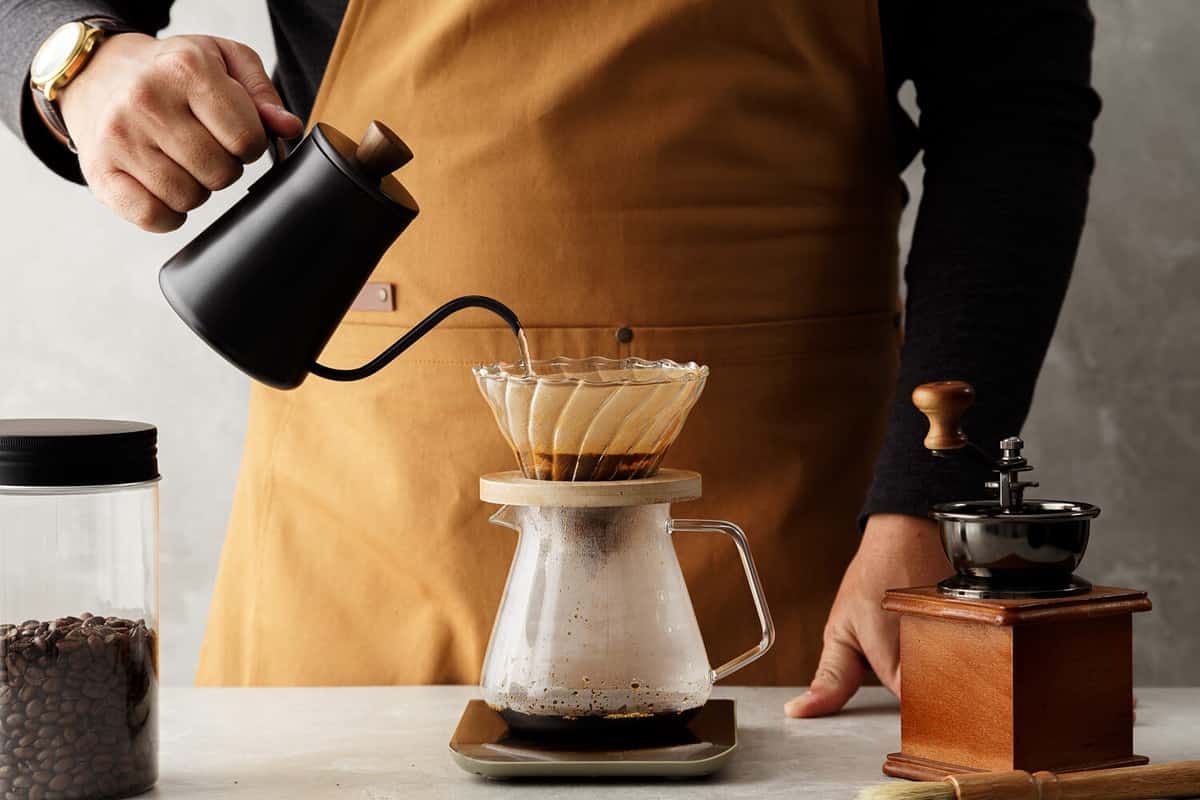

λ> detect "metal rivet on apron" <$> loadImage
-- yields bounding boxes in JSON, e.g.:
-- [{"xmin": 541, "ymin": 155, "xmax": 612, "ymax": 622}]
[
  {"xmin": 350, "ymin": 282, "xmax": 394, "ymax": 311},
  {"xmin": 616, "ymin": 327, "xmax": 634, "ymax": 344}
]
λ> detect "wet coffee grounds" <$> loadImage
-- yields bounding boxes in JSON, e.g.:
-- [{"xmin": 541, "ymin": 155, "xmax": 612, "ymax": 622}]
[
  {"xmin": 1, "ymin": 615, "xmax": 157, "ymax": 800},
  {"xmin": 531, "ymin": 452, "xmax": 664, "ymax": 481}
]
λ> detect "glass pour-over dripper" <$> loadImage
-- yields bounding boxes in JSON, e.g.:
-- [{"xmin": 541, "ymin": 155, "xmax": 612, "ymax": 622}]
[{"xmin": 473, "ymin": 357, "xmax": 708, "ymax": 480}]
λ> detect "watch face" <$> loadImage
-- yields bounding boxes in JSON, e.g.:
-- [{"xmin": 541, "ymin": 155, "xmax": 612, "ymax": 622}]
[{"xmin": 31, "ymin": 21, "xmax": 87, "ymax": 86}]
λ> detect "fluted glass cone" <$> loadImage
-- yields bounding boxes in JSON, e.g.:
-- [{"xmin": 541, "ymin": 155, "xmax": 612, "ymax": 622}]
[{"xmin": 473, "ymin": 357, "xmax": 708, "ymax": 480}]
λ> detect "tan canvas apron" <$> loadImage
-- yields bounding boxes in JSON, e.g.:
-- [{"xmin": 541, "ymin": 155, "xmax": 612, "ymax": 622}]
[{"xmin": 196, "ymin": 0, "xmax": 902, "ymax": 686}]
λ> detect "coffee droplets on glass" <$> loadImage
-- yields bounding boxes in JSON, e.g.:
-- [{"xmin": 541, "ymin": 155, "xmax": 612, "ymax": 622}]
[{"xmin": 473, "ymin": 357, "xmax": 709, "ymax": 481}]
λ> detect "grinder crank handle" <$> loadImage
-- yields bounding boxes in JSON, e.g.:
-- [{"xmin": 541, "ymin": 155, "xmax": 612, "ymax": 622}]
[
  {"xmin": 911, "ymin": 380, "xmax": 1001, "ymax": 470},
  {"xmin": 912, "ymin": 381, "xmax": 1041, "ymax": 509},
  {"xmin": 944, "ymin": 759, "xmax": 1200, "ymax": 800},
  {"xmin": 667, "ymin": 519, "xmax": 775, "ymax": 682},
  {"xmin": 912, "ymin": 380, "xmax": 976, "ymax": 451}
]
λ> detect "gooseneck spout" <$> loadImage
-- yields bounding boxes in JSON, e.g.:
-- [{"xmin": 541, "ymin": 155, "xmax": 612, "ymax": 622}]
[{"xmin": 310, "ymin": 295, "xmax": 523, "ymax": 382}]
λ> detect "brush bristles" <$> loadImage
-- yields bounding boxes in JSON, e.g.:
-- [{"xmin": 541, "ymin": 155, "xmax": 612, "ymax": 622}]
[{"xmin": 856, "ymin": 781, "xmax": 955, "ymax": 800}]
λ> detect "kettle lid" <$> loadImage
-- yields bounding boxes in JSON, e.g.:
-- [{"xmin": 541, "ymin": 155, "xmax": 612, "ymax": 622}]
[{"xmin": 311, "ymin": 121, "xmax": 418, "ymax": 213}]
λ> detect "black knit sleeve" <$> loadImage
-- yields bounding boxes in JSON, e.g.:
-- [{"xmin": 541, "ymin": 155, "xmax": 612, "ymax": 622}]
[
  {"xmin": 863, "ymin": 0, "xmax": 1101, "ymax": 524},
  {"xmin": 0, "ymin": 0, "xmax": 172, "ymax": 184}
]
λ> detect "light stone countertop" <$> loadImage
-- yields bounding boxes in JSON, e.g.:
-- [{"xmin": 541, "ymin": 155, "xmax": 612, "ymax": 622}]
[{"xmin": 152, "ymin": 686, "xmax": 1200, "ymax": 799}]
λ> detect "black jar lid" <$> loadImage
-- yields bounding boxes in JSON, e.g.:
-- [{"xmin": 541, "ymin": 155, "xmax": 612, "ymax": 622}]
[{"xmin": 0, "ymin": 420, "xmax": 159, "ymax": 487}]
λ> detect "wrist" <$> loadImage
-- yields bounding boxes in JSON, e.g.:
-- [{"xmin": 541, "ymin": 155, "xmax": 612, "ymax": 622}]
[
  {"xmin": 57, "ymin": 32, "xmax": 145, "ymax": 127},
  {"xmin": 862, "ymin": 513, "xmax": 937, "ymax": 539},
  {"xmin": 30, "ymin": 19, "xmax": 141, "ymax": 151}
]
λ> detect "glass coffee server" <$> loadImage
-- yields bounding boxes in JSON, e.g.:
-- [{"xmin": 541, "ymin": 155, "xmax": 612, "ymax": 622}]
[{"xmin": 0, "ymin": 420, "xmax": 159, "ymax": 799}]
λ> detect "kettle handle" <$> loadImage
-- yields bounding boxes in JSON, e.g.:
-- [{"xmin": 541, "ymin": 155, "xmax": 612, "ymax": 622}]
[
  {"xmin": 667, "ymin": 519, "xmax": 775, "ymax": 683},
  {"xmin": 269, "ymin": 134, "xmax": 291, "ymax": 163}
]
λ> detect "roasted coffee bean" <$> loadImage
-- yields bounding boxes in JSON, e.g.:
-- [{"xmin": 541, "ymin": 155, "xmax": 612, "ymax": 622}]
[{"xmin": 1, "ymin": 616, "xmax": 156, "ymax": 799}]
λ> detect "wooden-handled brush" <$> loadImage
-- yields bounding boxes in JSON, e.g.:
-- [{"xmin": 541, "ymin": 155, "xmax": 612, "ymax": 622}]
[{"xmin": 857, "ymin": 760, "xmax": 1200, "ymax": 800}]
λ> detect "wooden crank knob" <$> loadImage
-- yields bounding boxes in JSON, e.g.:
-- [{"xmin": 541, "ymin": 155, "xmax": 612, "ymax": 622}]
[
  {"xmin": 354, "ymin": 120, "xmax": 413, "ymax": 179},
  {"xmin": 912, "ymin": 380, "xmax": 975, "ymax": 451}
]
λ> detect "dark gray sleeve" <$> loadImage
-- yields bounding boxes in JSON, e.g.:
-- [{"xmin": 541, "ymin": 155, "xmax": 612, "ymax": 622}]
[
  {"xmin": 863, "ymin": 1, "xmax": 1100, "ymax": 524},
  {"xmin": 0, "ymin": 0, "xmax": 172, "ymax": 183}
]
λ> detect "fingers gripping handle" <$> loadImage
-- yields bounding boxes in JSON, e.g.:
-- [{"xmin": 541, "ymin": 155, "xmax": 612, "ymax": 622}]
[{"xmin": 668, "ymin": 519, "xmax": 775, "ymax": 683}]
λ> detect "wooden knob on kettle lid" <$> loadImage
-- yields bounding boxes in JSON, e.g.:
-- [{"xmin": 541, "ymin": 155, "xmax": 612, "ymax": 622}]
[
  {"xmin": 912, "ymin": 381, "xmax": 975, "ymax": 451},
  {"xmin": 354, "ymin": 120, "xmax": 413, "ymax": 179}
]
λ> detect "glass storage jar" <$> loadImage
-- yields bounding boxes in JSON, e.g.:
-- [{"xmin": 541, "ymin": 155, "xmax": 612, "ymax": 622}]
[{"xmin": 0, "ymin": 420, "xmax": 159, "ymax": 800}]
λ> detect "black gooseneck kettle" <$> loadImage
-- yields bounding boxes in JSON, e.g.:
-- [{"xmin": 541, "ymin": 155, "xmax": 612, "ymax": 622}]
[{"xmin": 159, "ymin": 120, "xmax": 521, "ymax": 390}]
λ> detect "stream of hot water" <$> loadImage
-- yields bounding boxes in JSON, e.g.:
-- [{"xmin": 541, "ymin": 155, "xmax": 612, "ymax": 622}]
[{"xmin": 516, "ymin": 328, "xmax": 535, "ymax": 377}]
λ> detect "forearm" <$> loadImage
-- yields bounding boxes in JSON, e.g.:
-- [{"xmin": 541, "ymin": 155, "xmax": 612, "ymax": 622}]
[
  {"xmin": 0, "ymin": 0, "xmax": 171, "ymax": 182},
  {"xmin": 864, "ymin": 165, "xmax": 1090, "ymax": 519},
  {"xmin": 864, "ymin": 0, "xmax": 1100, "ymax": 523}
]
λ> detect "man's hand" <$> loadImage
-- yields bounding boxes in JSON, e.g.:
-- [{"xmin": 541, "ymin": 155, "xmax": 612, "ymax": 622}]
[
  {"xmin": 57, "ymin": 33, "xmax": 304, "ymax": 232},
  {"xmin": 784, "ymin": 513, "xmax": 952, "ymax": 718}
]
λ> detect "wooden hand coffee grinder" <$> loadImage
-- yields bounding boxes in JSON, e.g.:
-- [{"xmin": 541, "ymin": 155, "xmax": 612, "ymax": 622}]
[{"xmin": 883, "ymin": 381, "xmax": 1151, "ymax": 780}]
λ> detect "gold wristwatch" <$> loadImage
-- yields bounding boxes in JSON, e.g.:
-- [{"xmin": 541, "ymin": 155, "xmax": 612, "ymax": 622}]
[{"xmin": 29, "ymin": 18, "xmax": 136, "ymax": 153}]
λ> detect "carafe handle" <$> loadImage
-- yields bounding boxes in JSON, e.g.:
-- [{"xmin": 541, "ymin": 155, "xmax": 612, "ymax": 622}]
[{"xmin": 667, "ymin": 519, "xmax": 775, "ymax": 682}]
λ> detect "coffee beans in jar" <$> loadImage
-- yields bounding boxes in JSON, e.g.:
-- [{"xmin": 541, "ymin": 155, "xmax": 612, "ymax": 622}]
[{"xmin": 0, "ymin": 614, "xmax": 157, "ymax": 800}]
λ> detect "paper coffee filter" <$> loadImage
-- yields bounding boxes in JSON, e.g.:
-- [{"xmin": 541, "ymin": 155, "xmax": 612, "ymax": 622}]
[{"xmin": 473, "ymin": 357, "xmax": 708, "ymax": 481}]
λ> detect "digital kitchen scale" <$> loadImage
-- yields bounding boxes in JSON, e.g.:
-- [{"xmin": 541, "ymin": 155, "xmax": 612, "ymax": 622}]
[{"xmin": 449, "ymin": 699, "xmax": 738, "ymax": 779}]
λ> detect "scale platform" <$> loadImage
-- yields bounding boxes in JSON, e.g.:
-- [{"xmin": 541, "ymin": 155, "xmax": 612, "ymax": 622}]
[{"xmin": 449, "ymin": 699, "xmax": 737, "ymax": 779}]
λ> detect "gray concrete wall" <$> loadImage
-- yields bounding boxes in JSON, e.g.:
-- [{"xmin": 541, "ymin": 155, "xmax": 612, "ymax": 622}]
[
  {"xmin": 1, "ymin": 2, "xmax": 1197, "ymax": 686},
  {"xmin": 0, "ymin": 3, "xmax": 269, "ymax": 687},
  {"xmin": 1024, "ymin": 1, "xmax": 1200, "ymax": 686}
]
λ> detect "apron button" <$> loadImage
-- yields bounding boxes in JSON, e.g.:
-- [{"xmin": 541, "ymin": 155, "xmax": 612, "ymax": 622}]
[{"xmin": 615, "ymin": 326, "xmax": 634, "ymax": 344}]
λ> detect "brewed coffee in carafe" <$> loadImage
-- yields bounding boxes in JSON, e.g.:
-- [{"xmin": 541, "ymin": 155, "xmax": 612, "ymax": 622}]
[
  {"xmin": 484, "ymin": 503, "xmax": 713, "ymax": 742},
  {"xmin": 476, "ymin": 476, "xmax": 774, "ymax": 745}
]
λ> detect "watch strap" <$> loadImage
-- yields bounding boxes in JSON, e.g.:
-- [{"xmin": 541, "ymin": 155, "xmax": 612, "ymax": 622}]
[
  {"xmin": 33, "ymin": 86, "xmax": 74, "ymax": 152},
  {"xmin": 31, "ymin": 17, "xmax": 140, "ymax": 154}
]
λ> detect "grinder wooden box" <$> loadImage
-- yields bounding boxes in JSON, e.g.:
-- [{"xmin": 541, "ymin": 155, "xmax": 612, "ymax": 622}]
[{"xmin": 882, "ymin": 585, "xmax": 1151, "ymax": 781}]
